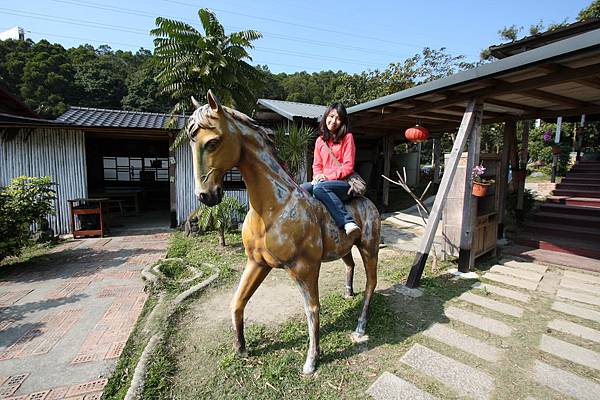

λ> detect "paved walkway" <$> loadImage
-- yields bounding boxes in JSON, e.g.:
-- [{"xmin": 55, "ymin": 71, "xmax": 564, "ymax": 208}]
[
  {"xmin": 367, "ymin": 258, "xmax": 600, "ymax": 400},
  {"xmin": 0, "ymin": 233, "xmax": 168, "ymax": 399}
]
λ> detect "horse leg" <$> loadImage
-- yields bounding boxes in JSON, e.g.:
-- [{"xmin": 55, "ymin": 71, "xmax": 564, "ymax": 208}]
[
  {"xmin": 231, "ymin": 259, "xmax": 271, "ymax": 355},
  {"xmin": 354, "ymin": 247, "xmax": 378, "ymax": 337},
  {"xmin": 341, "ymin": 252, "xmax": 355, "ymax": 298},
  {"xmin": 288, "ymin": 262, "xmax": 321, "ymax": 375}
]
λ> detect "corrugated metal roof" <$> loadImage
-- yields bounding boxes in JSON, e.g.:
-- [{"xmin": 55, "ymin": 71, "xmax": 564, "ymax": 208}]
[
  {"xmin": 56, "ymin": 107, "xmax": 186, "ymax": 130},
  {"xmin": 257, "ymin": 99, "xmax": 327, "ymax": 120},
  {"xmin": 348, "ymin": 26, "xmax": 600, "ymax": 115}
]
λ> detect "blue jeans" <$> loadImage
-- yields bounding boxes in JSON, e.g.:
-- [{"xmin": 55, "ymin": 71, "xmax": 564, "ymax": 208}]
[{"xmin": 301, "ymin": 180, "xmax": 355, "ymax": 228}]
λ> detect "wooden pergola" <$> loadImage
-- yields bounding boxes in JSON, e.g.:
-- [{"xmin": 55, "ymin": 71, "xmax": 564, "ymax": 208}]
[{"xmin": 348, "ymin": 26, "xmax": 600, "ymax": 288}]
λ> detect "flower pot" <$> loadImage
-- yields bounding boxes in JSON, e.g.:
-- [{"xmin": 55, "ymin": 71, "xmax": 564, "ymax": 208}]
[
  {"xmin": 472, "ymin": 181, "xmax": 489, "ymax": 197},
  {"xmin": 551, "ymin": 144, "xmax": 561, "ymax": 155},
  {"xmin": 513, "ymin": 169, "xmax": 526, "ymax": 183}
]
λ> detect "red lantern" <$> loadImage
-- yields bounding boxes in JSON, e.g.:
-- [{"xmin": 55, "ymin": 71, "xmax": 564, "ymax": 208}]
[{"xmin": 405, "ymin": 124, "xmax": 429, "ymax": 143}]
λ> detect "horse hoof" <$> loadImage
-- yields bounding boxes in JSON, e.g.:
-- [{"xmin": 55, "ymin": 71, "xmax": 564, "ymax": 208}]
[
  {"xmin": 344, "ymin": 291, "xmax": 355, "ymax": 299},
  {"xmin": 350, "ymin": 332, "xmax": 369, "ymax": 343},
  {"xmin": 235, "ymin": 347, "xmax": 248, "ymax": 357},
  {"xmin": 302, "ymin": 363, "xmax": 316, "ymax": 375}
]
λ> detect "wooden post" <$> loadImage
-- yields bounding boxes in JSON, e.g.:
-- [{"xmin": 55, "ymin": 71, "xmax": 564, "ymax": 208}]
[
  {"xmin": 169, "ymin": 134, "xmax": 178, "ymax": 228},
  {"xmin": 551, "ymin": 116, "xmax": 562, "ymax": 183},
  {"xmin": 406, "ymin": 99, "xmax": 479, "ymax": 288},
  {"xmin": 415, "ymin": 142, "xmax": 422, "ymax": 186},
  {"xmin": 382, "ymin": 135, "xmax": 393, "ymax": 207},
  {"xmin": 458, "ymin": 107, "xmax": 483, "ymax": 272},
  {"xmin": 576, "ymin": 114, "xmax": 585, "ymax": 161},
  {"xmin": 497, "ymin": 121, "xmax": 514, "ymax": 238},
  {"xmin": 516, "ymin": 121, "xmax": 530, "ymax": 215},
  {"xmin": 433, "ymin": 138, "xmax": 442, "ymax": 185}
]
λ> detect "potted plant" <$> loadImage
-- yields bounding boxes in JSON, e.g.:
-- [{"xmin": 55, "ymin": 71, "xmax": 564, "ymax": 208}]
[
  {"xmin": 472, "ymin": 163, "xmax": 494, "ymax": 197},
  {"xmin": 544, "ymin": 128, "xmax": 561, "ymax": 155}
]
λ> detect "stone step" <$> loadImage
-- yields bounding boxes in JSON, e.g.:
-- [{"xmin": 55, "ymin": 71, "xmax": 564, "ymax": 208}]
[
  {"xmin": 534, "ymin": 360, "xmax": 600, "ymax": 400},
  {"xmin": 423, "ymin": 323, "xmax": 504, "ymax": 362},
  {"xmin": 531, "ymin": 211, "xmax": 600, "ymax": 229},
  {"xmin": 366, "ymin": 372, "xmax": 437, "ymax": 400},
  {"xmin": 547, "ymin": 195, "xmax": 600, "ymax": 208},
  {"xmin": 564, "ymin": 270, "xmax": 600, "ymax": 285},
  {"xmin": 539, "ymin": 202, "xmax": 600, "ymax": 217},
  {"xmin": 523, "ymin": 221, "xmax": 600, "ymax": 242},
  {"xmin": 400, "ymin": 344, "xmax": 494, "ymax": 400},
  {"xmin": 471, "ymin": 282, "xmax": 531, "ymax": 303},
  {"xmin": 548, "ymin": 319, "xmax": 600, "ymax": 344},
  {"xmin": 459, "ymin": 292, "xmax": 524, "ymax": 317},
  {"xmin": 489, "ymin": 265, "xmax": 543, "ymax": 282},
  {"xmin": 540, "ymin": 335, "xmax": 600, "ymax": 371},
  {"xmin": 501, "ymin": 259, "xmax": 548, "ymax": 274},
  {"xmin": 560, "ymin": 278, "xmax": 600, "ymax": 296},
  {"xmin": 552, "ymin": 301, "xmax": 600, "ymax": 324},
  {"xmin": 483, "ymin": 272, "xmax": 538, "ymax": 291},
  {"xmin": 513, "ymin": 235, "xmax": 600, "ymax": 260},
  {"xmin": 557, "ymin": 288, "xmax": 600, "ymax": 307},
  {"xmin": 553, "ymin": 189, "xmax": 600, "ymax": 199},
  {"xmin": 564, "ymin": 177, "xmax": 600, "ymax": 185},
  {"xmin": 444, "ymin": 306, "xmax": 514, "ymax": 337}
]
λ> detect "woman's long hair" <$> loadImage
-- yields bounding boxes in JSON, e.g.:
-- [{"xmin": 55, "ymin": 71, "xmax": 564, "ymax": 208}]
[{"xmin": 319, "ymin": 103, "xmax": 349, "ymax": 143}]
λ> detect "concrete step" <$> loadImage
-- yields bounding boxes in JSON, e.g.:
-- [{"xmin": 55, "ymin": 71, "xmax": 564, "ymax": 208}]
[
  {"xmin": 531, "ymin": 211, "xmax": 600, "ymax": 228},
  {"xmin": 547, "ymin": 196, "xmax": 600, "ymax": 208},
  {"xmin": 557, "ymin": 183, "xmax": 600, "ymax": 191},
  {"xmin": 567, "ymin": 168, "xmax": 600, "ymax": 174},
  {"xmin": 523, "ymin": 221, "xmax": 600, "ymax": 242},
  {"xmin": 563, "ymin": 177, "xmax": 600, "ymax": 185},
  {"xmin": 538, "ymin": 202, "xmax": 600, "ymax": 217},
  {"xmin": 514, "ymin": 233, "xmax": 600, "ymax": 260},
  {"xmin": 553, "ymin": 189, "xmax": 600, "ymax": 198},
  {"xmin": 503, "ymin": 245, "xmax": 600, "ymax": 272}
]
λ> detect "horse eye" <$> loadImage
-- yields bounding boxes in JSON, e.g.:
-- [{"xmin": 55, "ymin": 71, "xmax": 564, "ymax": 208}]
[{"xmin": 205, "ymin": 139, "xmax": 220, "ymax": 152}]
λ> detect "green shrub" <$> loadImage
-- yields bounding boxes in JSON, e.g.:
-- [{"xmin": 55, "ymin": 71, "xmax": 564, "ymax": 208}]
[
  {"xmin": 188, "ymin": 196, "xmax": 246, "ymax": 246},
  {"xmin": 0, "ymin": 176, "xmax": 56, "ymax": 261}
]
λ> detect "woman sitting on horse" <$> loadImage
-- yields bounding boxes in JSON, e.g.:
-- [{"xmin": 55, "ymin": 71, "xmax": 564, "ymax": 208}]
[{"xmin": 301, "ymin": 103, "xmax": 360, "ymax": 236}]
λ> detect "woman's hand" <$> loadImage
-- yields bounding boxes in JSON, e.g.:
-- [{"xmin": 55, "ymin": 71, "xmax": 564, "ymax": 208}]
[{"xmin": 312, "ymin": 174, "xmax": 326, "ymax": 184}]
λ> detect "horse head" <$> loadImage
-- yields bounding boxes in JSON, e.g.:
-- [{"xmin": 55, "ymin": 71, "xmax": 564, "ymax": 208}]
[{"xmin": 187, "ymin": 90, "xmax": 242, "ymax": 206}]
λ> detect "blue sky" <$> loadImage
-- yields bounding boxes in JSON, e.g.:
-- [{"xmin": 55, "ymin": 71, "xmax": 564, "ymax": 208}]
[{"xmin": 0, "ymin": 0, "xmax": 592, "ymax": 74}]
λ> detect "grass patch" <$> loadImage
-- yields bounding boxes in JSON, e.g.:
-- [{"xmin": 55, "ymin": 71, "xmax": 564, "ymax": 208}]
[
  {"xmin": 172, "ymin": 292, "xmax": 398, "ymax": 399},
  {"xmin": 0, "ymin": 241, "xmax": 57, "ymax": 269},
  {"xmin": 167, "ymin": 230, "xmax": 246, "ymax": 284}
]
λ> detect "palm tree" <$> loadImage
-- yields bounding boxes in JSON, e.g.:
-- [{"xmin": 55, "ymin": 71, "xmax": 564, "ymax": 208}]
[
  {"xmin": 151, "ymin": 8, "xmax": 263, "ymax": 115},
  {"xmin": 273, "ymin": 123, "xmax": 315, "ymax": 182},
  {"xmin": 187, "ymin": 196, "xmax": 246, "ymax": 246}
]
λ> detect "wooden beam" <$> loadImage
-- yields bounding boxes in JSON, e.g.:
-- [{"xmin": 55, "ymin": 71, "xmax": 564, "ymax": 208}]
[
  {"xmin": 520, "ymin": 89, "xmax": 595, "ymax": 108},
  {"xmin": 382, "ymin": 135, "xmax": 392, "ymax": 207},
  {"xmin": 406, "ymin": 98, "xmax": 479, "ymax": 288},
  {"xmin": 483, "ymin": 98, "xmax": 541, "ymax": 113},
  {"xmin": 575, "ymin": 78, "xmax": 600, "ymax": 90},
  {"xmin": 516, "ymin": 121, "xmax": 530, "ymax": 215},
  {"xmin": 458, "ymin": 107, "xmax": 483, "ymax": 272},
  {"xmin": 497, "ymin": 121, "xmax": 514, "ymax": 238},
  {"xmin": 353, "ymin": 62, "xmax": 600, "ymax": 127}
]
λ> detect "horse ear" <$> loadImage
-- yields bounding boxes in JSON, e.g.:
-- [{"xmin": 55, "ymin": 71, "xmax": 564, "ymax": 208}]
[
  {"xmin": 207, "ymin": 89, "xmax": 222, "ymax": 113},
  {"xmin": 191, "ymin": 96, "xmax": 201, "ymax": 109}
]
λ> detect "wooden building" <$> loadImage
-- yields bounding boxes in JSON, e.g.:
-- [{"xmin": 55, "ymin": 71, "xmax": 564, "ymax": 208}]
[{"xmin": 347, "ymin": 24, "xmax": 600, "ymax": 285}]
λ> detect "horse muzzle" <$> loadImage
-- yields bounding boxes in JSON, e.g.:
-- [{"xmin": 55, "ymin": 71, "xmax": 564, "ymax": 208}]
[{"xmin": 197, "ymin": 187, "xmax": 224, "ymax": 207}]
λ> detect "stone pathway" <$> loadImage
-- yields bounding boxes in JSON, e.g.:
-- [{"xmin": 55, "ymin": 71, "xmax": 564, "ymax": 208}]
[
  {"xmin": 367, "ymin": 257, "xmax": 600, "ymax": 400},
  {"xmin": 0, "ymin": 233, "xmax": 168, "ymax": 399}
]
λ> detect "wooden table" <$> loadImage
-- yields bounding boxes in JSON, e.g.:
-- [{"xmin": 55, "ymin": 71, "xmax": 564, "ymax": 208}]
[{"xmin": 68, "ymin": 198, "xmax": 110, "ymax": 238}]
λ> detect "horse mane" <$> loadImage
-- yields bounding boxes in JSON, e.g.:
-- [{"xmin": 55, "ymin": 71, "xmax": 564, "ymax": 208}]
[{"xmin": 187, "ymin": 104, "xmax": 287, "ymax": 171}]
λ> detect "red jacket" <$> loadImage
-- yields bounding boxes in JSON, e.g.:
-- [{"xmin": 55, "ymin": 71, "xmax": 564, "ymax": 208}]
[{"xmin": 313, "ymin": 133, "xmax": 355, "ymax": 181}]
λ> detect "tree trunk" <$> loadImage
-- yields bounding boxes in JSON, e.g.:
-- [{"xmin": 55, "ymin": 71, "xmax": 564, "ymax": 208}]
[{"xmin": 219, "ymin": 226, "xmax": 226, "ymax": 247}]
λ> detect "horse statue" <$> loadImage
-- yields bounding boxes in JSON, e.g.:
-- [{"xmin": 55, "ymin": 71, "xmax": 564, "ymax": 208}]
[{"xmin": 188, "ymin": 90, "xmax": 380, "ymax": 375}]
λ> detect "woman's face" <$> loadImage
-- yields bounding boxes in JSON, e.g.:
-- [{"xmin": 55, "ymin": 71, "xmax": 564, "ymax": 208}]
[{"xmin": 326, "ymin": 109, "xmax": 342, "ymax": 133}]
